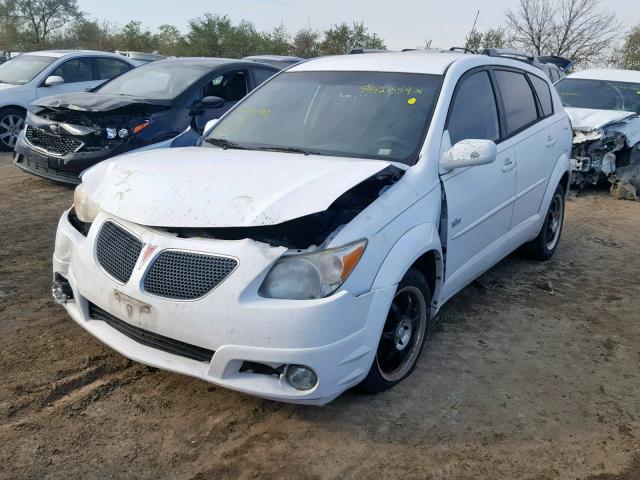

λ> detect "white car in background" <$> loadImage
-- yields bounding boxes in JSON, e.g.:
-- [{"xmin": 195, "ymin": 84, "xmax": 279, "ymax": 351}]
[
  {"xmin": 555, "ymin": 69, "xmax": 640, "ymax": 190},
  {"xmin": 0, "ymin": 50, "xmax": 136, "ymax": 150},
  {"xmin": 53, "ymin": 51, "xmax": 572, "ymax": 405}
]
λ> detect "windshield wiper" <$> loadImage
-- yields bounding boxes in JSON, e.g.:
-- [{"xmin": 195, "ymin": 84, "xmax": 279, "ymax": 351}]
[
  {"xmin": 204, "ymin": 138, "xmax": 249, "ymax": 150},
  {"xmin": 252, "ymin": 145, "xmax": 311, "ymax": 155}
]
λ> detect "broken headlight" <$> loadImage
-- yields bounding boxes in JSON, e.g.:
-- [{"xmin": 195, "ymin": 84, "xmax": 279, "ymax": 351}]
[
  {"xmin": 73, "ymin": 183, "xmax": 100, "ymax": 223},
  {"xmin": 259, "ymin": 240, "xmax": 367, "ymax": 300}
]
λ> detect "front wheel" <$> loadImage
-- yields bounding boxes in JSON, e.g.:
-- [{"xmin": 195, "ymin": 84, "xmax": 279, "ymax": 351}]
[
  {"xmin": 357, "ymin": 267, "xmax": 432, "ymax": 394},
  {"xmin": 522, "ymin": 183, "xmax": 566, "ymax": 261},
  {"xmin": 0, "ymin": 108, "xmax": 25, "ymax": 151}
]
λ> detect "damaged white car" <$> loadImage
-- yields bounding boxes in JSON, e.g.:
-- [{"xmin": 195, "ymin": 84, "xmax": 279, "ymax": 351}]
[
  {"xmin": 555, "ymin": 69, "xmax": 640, "ymax": 195},
  {"xmin": 53, "ymin": 51, "xmax": 572, "ymax": 405}
]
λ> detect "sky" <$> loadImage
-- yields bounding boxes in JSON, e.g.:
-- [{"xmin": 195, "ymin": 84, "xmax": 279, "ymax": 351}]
[{"xmin": 79, "ymin": 0, "xmax": 640, "ymax": 50}]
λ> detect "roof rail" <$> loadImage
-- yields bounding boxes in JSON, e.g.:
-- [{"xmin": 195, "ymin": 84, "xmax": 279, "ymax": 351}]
[
  {"xmin": 481, "ymin": 48, "xmax": 536, "ymax": 62},
  {"xmin": 449, "ymin": 47, "xmax": 476, "ymax": 54}
]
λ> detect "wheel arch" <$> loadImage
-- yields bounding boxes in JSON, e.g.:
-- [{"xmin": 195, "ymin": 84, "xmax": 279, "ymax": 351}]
[
  {"xmin": 371, "ymin": 223, "xmax": 444, "ymax": 313},
  {"xmin": 0, "ymin": 105, "xmax": 27, "ymax": 115}
]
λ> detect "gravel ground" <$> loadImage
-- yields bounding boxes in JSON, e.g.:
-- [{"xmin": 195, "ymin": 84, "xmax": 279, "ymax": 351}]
[{"xmin": 1, "ymin": 151, "xmax": 639, "ymax": 480}]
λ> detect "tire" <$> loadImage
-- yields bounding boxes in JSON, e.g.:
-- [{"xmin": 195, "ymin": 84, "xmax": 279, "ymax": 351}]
[
  {"xmin": 357, "ymin": 267, "xmax": 432, "ymax": 394},
  {"xmin": 522, "ymin": 183, "xmax": 566, "ymax": 261},
  {"xmin": 0, "ymin": 108, "xmax": 26, "ymax": 151}
]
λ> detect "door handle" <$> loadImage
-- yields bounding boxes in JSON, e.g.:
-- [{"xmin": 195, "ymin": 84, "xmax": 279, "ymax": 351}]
[
  {"xmin": 546, "ymin": 135, "xmax": 556, "ymax": 148},
  {"xmin": 502, "ymin": 157, "xmax": 515, "ymax": 172}
]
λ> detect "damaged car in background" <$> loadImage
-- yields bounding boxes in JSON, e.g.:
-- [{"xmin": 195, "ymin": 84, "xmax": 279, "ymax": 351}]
[
  {"xmin": 555, "ymin": 69, "xmax": 640, "ymax": 199},
  {"xmin": 52, "ymin": 50, "xmax": 571, "ymax": 404},
  {"xmin": 14, "ymin": 58, "xmax": 279, "ymax": 183}
]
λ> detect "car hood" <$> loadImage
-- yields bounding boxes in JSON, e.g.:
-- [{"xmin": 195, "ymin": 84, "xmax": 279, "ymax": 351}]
[
  {"xmin": 0, "ymin": 83, "xmax": 22, "ymax": 93},
  {"xmin": 32, "ymin": 92, "xmax": 170, "ymax": 112},
  {"xmin": 565, "ymin": 107, "xmax": 637, "ymax": 131},
  {"xmin": 82, "ymin": 147, "xmax": 396, "ymax": 228}
]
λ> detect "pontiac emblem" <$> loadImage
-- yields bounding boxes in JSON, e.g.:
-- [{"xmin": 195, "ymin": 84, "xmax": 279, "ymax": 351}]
[
  {"xmin": 139, "ymin": 243, "xmax": 157, "ymax": 268},
  {"xmin": 49, "ymin": 124, "xmax": 60, "ymax": 134}
]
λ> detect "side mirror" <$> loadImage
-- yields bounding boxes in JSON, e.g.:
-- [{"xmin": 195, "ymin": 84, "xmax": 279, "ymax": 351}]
[
  {"xmin": 204, "ymin": 118, "xmax": 219, "ymax": 133},
  {"xmin": 201, "ymin": 96, "xmax": 225, "ymax": 109},
  {"xmin": 44, "ymin": 75, "xmax": 65, "ymax": 87},
  {"xmin": 440, "ymin": 139, "xmax": 497, "ymax": 171}
]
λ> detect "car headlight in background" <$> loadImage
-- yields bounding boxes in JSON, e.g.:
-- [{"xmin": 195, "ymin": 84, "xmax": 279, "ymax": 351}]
[
  {"xmin": 259, "ymin": 240, "xmax": 367, "ymax": 300},
  {"xmin": 73, "ymin": 183, "xmax": 100, "ymax": 223}
]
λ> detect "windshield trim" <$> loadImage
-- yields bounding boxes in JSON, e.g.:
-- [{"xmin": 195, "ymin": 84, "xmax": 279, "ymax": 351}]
[{"xmin": 206, "ymin": 70, "xmax": 444, "ymax": 166}]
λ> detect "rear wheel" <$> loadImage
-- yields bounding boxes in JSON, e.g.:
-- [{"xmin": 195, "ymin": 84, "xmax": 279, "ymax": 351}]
[
  {"xmin": 357, "ymin": 267, "xmax": 432, "ymax": 394},
  {"xmin": 0, "ymin": 108, "xmax": 25, "ymax": 151},
  {"xmin": 522, "ymin": 183, "xmax": 565, "ymax": 261}
]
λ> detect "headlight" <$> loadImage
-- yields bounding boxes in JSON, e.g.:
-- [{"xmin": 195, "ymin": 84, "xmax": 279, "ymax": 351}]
[
  {"xmin": 73, "ymin": 184, "xmax": 100, "ymax": 223},
  {"xmin": 259, "ymin": 240, "xmax": 367, "ymax": 300}
]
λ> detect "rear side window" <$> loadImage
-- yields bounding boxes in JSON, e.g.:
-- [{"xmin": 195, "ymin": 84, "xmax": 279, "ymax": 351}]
[
  {"xmin": 253, "ymin": 68, "xmax": 276, "ymax": 86},
  {"xmin": 529, "ymin": 74, "xmax": 554, "ymax": 117},
  {"xmin": 96, "ymin": 58, "xmax": 131, "ymax": 80},
  {"xmin": 448, "ymin": 71, "xmax": 500, "ymax": 145},
  {"xmin": 51, "ymin": 58, "xmax": 94, "ymax": 83},
  {"xmin": 494, "ymin": 70, "xmax": 539, "ymax": 135}
]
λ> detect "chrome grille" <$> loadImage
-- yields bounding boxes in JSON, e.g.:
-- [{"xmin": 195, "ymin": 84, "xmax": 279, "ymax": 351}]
[
  {"xmin": 25, "ymin": 124, "xmax": 83, "ymax": 155},
  {"xmin": 96, "ymin": 221, "xmax": 143, "ymax": 283},
  {"xmin": 144, "ymin": 251, "xmax": 237, "ymax": 300}
]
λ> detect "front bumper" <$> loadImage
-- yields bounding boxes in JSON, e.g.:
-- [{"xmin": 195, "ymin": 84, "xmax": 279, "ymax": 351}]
[
  {"xmin": 53, "ymin": 211, "xmax": 395, "ymax": 405},
  {"xmin": 13, "ymin": 131, "xmax": 131, "ymax": 184}
]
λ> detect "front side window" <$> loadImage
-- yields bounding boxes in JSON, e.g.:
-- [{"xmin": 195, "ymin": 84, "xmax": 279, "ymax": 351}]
[
  {"xmin": 448, "ymin": 71, "xmax": 500, "ymax": 145},
  {"xmin": 253, "ymin": 68, "xmax": 277, "ymax": 86},
  {"xmin": 205, "ymin": 71, "xmax": 442, "ymax": 165},
  {"xmin": 555, "ymin": 78, "xmax": 640, "ymax": 114},
  {"xmin": 98, "ymin": 62, "xmax": 209, "ymax": 100},
  {"xmin": 494, "ymin": 70, "xmax": 539, "ymax": 135},
  {"xmin": 0, "ymin": 55, "xmax": 56, "ymax": 85},
  {"xmin": 51, "ymin": 58, "xmax": 94, "ymax": 83},
  {"xmin": 203, "ymin": 70, "xmax": 248, "ymax": 102}
]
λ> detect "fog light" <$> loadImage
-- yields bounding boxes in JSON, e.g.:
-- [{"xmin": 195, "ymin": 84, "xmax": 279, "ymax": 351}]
[
  {"xmin": 118, "ymin": 128, "xmax": 129, "ymax": 139},
  {"xmin": 52, "ymin": 278, "xmax": 74, "ymax": 304},
  {"xmin": 285, "ymin": 365, "xmax": 318, "ymax": 391}
]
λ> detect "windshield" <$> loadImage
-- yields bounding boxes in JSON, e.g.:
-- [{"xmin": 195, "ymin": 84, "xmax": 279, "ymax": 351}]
[
  {"xmin": 0, "ymin": 55, "xmax": 56, "ymax": 85},
  {"xmin": 556, "ymin": 78, "xmax": 640, "ymax": 113},
  {"xmin": 205, "ymin": 71, "xmax": 443, "ymax": 164},
  {"xmin": 98, "ymin": 61, "xmax": 207, "ymax": 99}
]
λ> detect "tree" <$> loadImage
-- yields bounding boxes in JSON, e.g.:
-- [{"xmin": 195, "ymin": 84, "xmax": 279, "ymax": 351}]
[
  {"xmin": 614, "ymin": 25, "xmax": 640, "ymax": 70},
  {"xmin": 11, "ymin": 0, "xmax": 84, "ymax": 47},
  {"xmin": 465, "ymin": 28, "xmax": 507, "ymax": 52},
  {"xmin": 320, "ymin": 21, "xmax": 385, "ymax": 55},
  {"xmin": 61, "ymin": 19, "xmax": 117, "ymax": 50},
  {"xmin": 155, "ymin": 24, "xmax": 184, "ymax": 56},
  {"xmin": 291, "ymin": 26, "xmax": 321, "ymax": 58},
  {"xmin": 505, "ymin": 0, "xmax": 621, "ymax": 64},
  {"xmin": 260, "ymin": 24, "xmax": 291, "ymax": 56},
  {"xmin": 117, "ymin": 20, "xmax": 156, "ymax": 52},
  {"xmin": 186, "ymin": 14, "xmax": 233, "ymax": 57},
  {"xmin": 0, "ymin": 1, "xmax": 19, "ymax": 48}
]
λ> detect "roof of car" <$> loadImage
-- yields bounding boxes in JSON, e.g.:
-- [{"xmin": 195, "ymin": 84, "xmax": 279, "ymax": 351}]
[
  {"xmin": 149, "ymin": 57, "xmax": 276, "ymax": 69},
  {"xmin": 290, "ymin": 50, "xmax": 473, "ymax": 75},
  {"xmin": 243, "ymin": 55, "xmax": 304, "ymax": 62},
  {"xmin": 567, "ymin": 69, "xmax": 640, "ymax": 83},
  {"xmin": 24, "ymin": 50, "xmax": 125, "ymax": 58}
]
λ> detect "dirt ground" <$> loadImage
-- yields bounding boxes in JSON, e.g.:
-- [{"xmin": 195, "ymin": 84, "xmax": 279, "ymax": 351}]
[{"xmin": 1, "ymin": 151, "xmax": 639, "ymax": 480}]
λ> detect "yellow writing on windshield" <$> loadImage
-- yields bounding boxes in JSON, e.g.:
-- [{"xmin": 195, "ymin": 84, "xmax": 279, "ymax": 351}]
[{"xmin": 360, "ymin": 85, "xmax": 424, "ymax": 95}]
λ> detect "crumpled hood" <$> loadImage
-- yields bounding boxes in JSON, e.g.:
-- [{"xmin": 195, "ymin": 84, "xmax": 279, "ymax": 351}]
[
  {"xmin": 82, "ymin": 147, "xmax": 395, "ymax": 228},
  {"xmin": 32, "ymin": 92, "xmax": 169, "ymax": 112},
  {"xmin": 565, "ymin": 107, "xmax": 637, "ymax": 131}
]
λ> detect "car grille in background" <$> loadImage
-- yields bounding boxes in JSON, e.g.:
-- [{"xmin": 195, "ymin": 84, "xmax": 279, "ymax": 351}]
[
  {"xmin": 25, "ymin": 124, "xmax": 83, "ymax": 155},
  {"xmin": 96, "ymin": 221, "xmax": 143, "ymax": 283},
  {"xmin": 88, "ymin": 303, "xmax": 215, "ymax": 363},
  {"xmin": 144, "ymin": 251, "xmax": 237, "ymax": 300}
]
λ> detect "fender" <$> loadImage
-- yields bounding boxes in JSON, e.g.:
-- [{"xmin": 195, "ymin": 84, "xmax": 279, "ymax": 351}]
[{"xmin": 371, "ymin": 223, "xmax": 444, "ymax": 310}]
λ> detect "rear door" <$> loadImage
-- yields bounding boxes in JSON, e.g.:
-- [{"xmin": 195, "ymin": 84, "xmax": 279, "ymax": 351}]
[
  {"xmin": 493, "ymin": 69, "xmax": 559, "ymax": 229},
  {"xmin": 440, "ymin": 69, "xmax": 517, "ymax": 298},
  {"xmin": 36, "ymin": 57, "xmax": 96, "ymax": 97}
]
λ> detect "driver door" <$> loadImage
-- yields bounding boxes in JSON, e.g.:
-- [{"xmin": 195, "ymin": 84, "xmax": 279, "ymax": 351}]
[
  {"xmin": 439, "ymin": 69, "xmax": 517, "ymax": 300},
  {"xmin": 194, "ymin": 69, "xmax": 249, "ymax": 132},
  {"xmin": 36, "ymin": 57, "xmax": 97, "ymax": 97}
]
